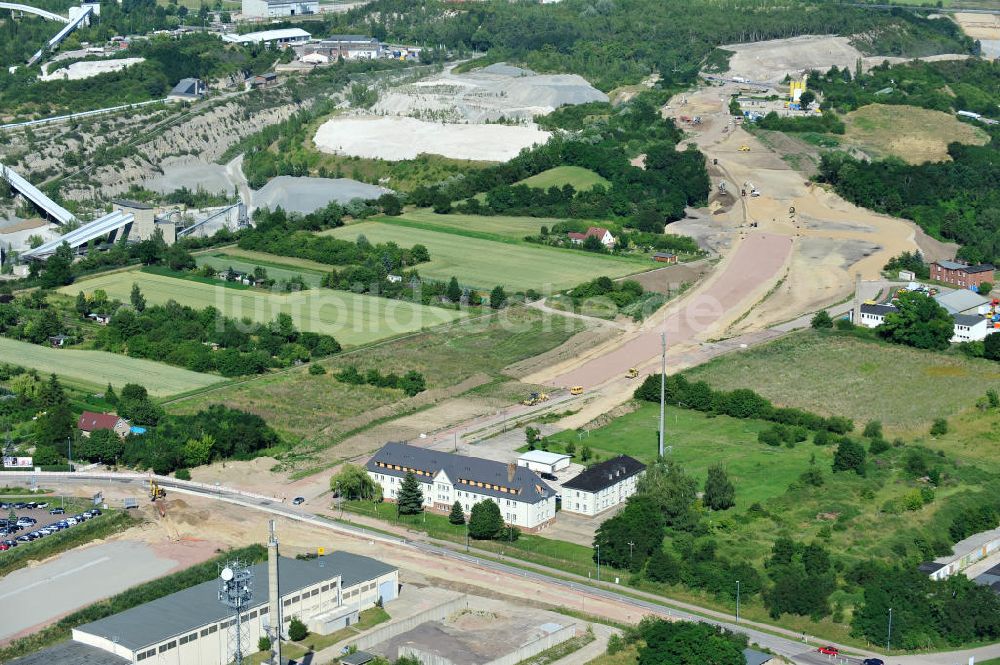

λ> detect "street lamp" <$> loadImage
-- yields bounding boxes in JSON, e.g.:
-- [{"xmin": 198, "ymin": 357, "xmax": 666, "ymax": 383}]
[
  {"xmin": 596, "ymin": 544, "xmax": 601, "ymax": 582},
  {"xmin": 628, "ymin": 540, "xmax": 635, "ymax": 565},
  {"xmin": 887, "ymin": 607, "xmax": 892, "ymax": 652}
]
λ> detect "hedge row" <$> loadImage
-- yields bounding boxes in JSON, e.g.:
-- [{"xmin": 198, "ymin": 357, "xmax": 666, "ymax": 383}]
[{"xmin": 634, "ymin": 374, "xmax": 853, "ymax": 433}]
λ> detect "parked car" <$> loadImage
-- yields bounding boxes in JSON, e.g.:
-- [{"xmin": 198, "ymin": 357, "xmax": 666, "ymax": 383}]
[
  {"xmin": 35, "ymin": 502, "xmax": 48, "ymax": 508},
  {"xmin": 862, "ymin": 660, "xmax": 884, "ymax": 665},
  {"xmin": 15, "ymin": 535, "xmax": 31, "ymax": 542},
  {"xmin": 818, "ymin": 646, "xmax": 839, "ymax": 656},
  {"xmin": 24, "ymin": 502, "xmax": 37, "ymax": 509},
  {"xmin": 88, "ymin": 509, "xmax": 102, "ymax": 517},
  {"xmin": 13, "ymin": 502, "xmax": 26, "ymax": 509},
  {"xmin": 2, "ymin": 539, "xmax": 16, "ymax": 548},
  {"xmin": 292, "ymin": 497, "xmax": 306, "ymax": 505},
  {"xmin": 49, "ymin": 508, "xmax": 65, "ymax": 515},
  {"xmin": 66, "ymin": 517, "xmax": 78, "ymax": 525},
  {"xmin": 16, "ymin": 517, "xmax": 35, "ymax": 527},
  {"xmin": 0, "ymin": 542, "xmax": 9, "ymax": 551}
]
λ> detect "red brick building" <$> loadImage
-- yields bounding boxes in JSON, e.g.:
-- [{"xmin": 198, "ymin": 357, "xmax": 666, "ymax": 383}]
[{"xmin": 931, "ymin": 260, "xmax": 995, "ymax": 290}]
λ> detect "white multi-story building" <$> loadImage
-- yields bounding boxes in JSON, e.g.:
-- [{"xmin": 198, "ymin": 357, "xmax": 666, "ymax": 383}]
[
  {"xmin": 561, "ymin": 455, "xmax": 645, "ymax": 516},
  {"xmin": 241, "ymin": 0, "xmax": 317, "ymax": 18},
  {"xmin": 367, "ymin": 442, "xmax": 557, "ymax": 530},
  {"xmin": 72, "ymin": 552, "xmax": 397, "ymax": 665},
  {"xmin": 308, "ymin": 35, "xmax": 382, "ymax": 60},
  {"xmin": 951, "ymin": 313, "xmax": 996, "ymax": 343}
]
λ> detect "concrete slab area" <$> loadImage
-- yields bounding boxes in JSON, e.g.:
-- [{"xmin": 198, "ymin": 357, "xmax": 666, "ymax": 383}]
[{"xmin": 0, "ymin": 540, "xmax": 178, "ymax": 643}]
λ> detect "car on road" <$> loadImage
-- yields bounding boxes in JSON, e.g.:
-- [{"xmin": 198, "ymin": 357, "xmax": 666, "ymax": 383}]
[
  {"xmin": 862, "ymin": 659, "xmax": 884, "ymax": 665},
  {"xmin": 49, "ymin": 508, "xmax": 65, "ymax": 515},
  {"xmin": 818, "ymin": 646, "xmax": 839, "ymax": 656},
  {"xmin": 292, "ymin": 497, "xmax": 306, "ymax": 505}
]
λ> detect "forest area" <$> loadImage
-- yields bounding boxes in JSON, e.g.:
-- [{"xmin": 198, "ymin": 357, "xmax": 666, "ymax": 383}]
[
  {"xmin": 806, "ymin": 60, "xmax": 1000, "ymax": 264},
  {"xmin": 318, "ymin": 0, "xmax": 974, "ymax": 91}
]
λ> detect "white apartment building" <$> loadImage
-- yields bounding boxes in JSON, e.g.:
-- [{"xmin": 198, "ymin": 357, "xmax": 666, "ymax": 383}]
[
  {"xmin": 561, "ymin": 455, "xmax": 645, "ymax": 516},
  {"xmin": 367, "ymin": 442, "xmax": 557, "ymax": 530}
]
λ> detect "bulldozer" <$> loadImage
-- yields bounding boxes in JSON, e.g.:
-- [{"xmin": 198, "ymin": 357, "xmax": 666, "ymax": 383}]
[
  {"xmin": 521, "ymin": 392, "xmax": 550, "ymax": 406},
  {"xmin": 739, "ymin": 145, "xmax": 751, "ymax": 152},
  {"xmin": 626, "ymin": 368, "xmax": 639, "ymax": 379},
  {"xmin": 148, "ymin": 479, "xmax": 166, "ymax": 501},
  {"xmin": 570, "ymin": 386, "xmax": 584, "ymax": 396}
]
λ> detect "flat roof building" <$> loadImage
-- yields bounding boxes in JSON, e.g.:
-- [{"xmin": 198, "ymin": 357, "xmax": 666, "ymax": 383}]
[
  {"xmin": 72, "ymin": 552, "xmax": 398, "ymax": 665},
  {"xmin": 517, "ymin": 450, "xmax": 572, "ymax": 475},
  {"xmin": 367, "ymin": 442, "xmax": 557, "ymax": 530},
  {"xmin": 241, "ymin": 0, "xmax": 317, "ymax": 18},
  {"xmin": 222, "ymin": 27, "xmax": 311, "ymax": 47}
]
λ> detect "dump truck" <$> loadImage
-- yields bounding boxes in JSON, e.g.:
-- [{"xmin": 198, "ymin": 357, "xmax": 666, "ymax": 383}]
[
  {"xmin": 626, "ymin": 368, "xmax": 639, "ymax": 379},
  {"xmin": 570, "ymin": 386, "xmax": 584, "ymax": 395}
]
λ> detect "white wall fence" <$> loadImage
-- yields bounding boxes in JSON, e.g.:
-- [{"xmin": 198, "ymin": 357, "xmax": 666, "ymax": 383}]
[{"xmin": 350, "ymin": 594, "xmax": 471, "ymax": 652}]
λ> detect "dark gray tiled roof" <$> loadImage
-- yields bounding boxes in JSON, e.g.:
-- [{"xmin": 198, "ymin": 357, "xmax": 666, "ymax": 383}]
[
  {"xmin": 743, "ymin": 648, "xmax": 774, "ymax": 665},
  {"xmin": 952, "ymin": 313, "xmax": 983, "ymax": 327},
  {"xmin": 918, "ymin": 561, "xmax": 945, "ymax": 573},
  {"xmin": 367, "ymin": 442, "xmax": 555, "ymax": 504},
  {"xmin": 562, "ymin": 455, "xmax": 646, "ymax": 492},
  {"xmin": 860, "ymin": 303, "xmax": 896, "ymax": 316},
  {"xmin": 76, "ymin": 553, "xmax": 394, "ymax": 652}
]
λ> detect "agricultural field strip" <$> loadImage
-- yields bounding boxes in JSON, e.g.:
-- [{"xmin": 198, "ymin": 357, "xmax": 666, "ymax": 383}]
[
  {"xmin": 323, "ymin": 220, "xmax": 650, "ymax": 290},
  {"xmin": 60, "ymin": 271, "xmax": 467, "ymax": 347},
  {"xmin": 195, "ymin": 253, "xmax": 326, "ymax": 287},
  {"xmin": 517, "ymin": 165, "xmax": 611, "ymax": 191},
  {"xmin": 0, "ymin": 337, "xmax": 223, "ymax": 397}
]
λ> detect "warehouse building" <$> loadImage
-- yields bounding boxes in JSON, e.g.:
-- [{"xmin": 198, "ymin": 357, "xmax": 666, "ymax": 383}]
[
  {"xmin": 367, "ymin": 442, "xmax": 557, "ymax": 530},
  {"xmin": 222, "ymin": 27, "xmax": 311, "ymax": 47},
  {"xmin": 71, "ymin": 552, "xmax": 397, "ymax": 665},
  {"xmin": 517, "ymin": 450, "xmax": 571, "ymax": 475},
  {"xmin": 561, "ymin": 455, "xmax": 645, "ymax": 516},
  {"xmin": 241, "ymin": 0, "xmax": 317, "ymax": 18}
]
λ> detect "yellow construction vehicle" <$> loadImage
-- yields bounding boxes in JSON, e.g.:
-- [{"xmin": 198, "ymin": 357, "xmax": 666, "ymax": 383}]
[
  {"xmin": 148, "ymin": 479, "xmax": 166, "ymax": 501},
  {"xmin": 739, "ymin": 145, "xmax": 751, "ymax": 152},
  {"xmin": 626, "ymin": 368, "xmax": 639, "ymax": 379},
  {"xmin": 521, "ymin": 392, "xmax": 550, "ymax": 406},
  {"xmin": 570, "ymin": 386, "xmax": 584, "ymax": 396}
]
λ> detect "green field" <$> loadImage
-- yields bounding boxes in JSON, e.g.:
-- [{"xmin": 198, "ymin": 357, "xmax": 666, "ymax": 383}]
[
  {"xmin": 382, "ymin": 210, "xmax": 565, "ymax": 240},
  {"xmin": 684, "ymin": 331, "xmax": 1000, "ymax": 430},
  {"xmin": 544, "ymin": 403, "xmax": 819, "ymax": 510},
  {"xmin": 0, "ymin": 337, "xmax": 223, "ymax": 397},
  {"xmin": 324, "ymin": 221, "xmax": 645, "ymax": 290},
  {"xmin": 62, "ymin": 271, "xmax": 466, "ymax": 347},
  {"xmin": 195, "ymin": 253, "xmax": 327, "ymax": 287},
  {"xmin": 517, "ymin": 166, "xmax": 610, "ymax": 191}
]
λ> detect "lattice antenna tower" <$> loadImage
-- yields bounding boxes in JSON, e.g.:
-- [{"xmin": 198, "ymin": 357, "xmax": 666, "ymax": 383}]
[{"xmin": 218, "ymin": 559, "xmax": 254, "ymax": 665}]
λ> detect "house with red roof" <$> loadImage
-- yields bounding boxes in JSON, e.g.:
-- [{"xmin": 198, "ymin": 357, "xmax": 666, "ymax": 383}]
[
  {"xmin": 77, "ymin": 411, "xmax": 131, "ymax": 438},
  {"xmin": 567, "ymin": 227, "xmax": 616, "ymax": 248}
]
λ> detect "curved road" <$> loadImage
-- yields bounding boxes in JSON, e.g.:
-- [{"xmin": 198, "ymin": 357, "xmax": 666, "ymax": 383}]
[{"xmin": 13, "ymin": 472, "xmax": 998, "ymax": 665}]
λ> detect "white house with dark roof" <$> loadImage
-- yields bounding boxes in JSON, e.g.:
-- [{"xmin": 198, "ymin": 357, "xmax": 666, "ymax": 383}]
[
  {"xmin": 366, "ymin": 442, "xmax": 557, "ymax": 530},
  {"xmin": 848, "ymin": 302, "xmax": 897, "ymax": 329},
  {"xmin": 561, "ymin": 455, "xmax": 645, "ymax": 516},
  {"xmin": 951, "ymin": 313, "xmax": 994, "ymax": 343}
]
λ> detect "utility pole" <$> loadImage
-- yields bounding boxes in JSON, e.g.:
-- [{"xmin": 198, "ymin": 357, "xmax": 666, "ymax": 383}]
[
  {"xmin": 887, "ymin": 607, "xmax": 892, "ymax": 652},
  {"xmin": 658, "ymin": 332, "xmax": 666, "ymax": 459},
  {"xmin": 628, "ymin": 541, "xmax": 635, "ymax": 565},
  {"xmin": 596, "ymin": 544, "xmax": 601, "ymax": 582},
  {"xmin": 66, "ymin": 437, "xmax": 72, "ymax": 472}
]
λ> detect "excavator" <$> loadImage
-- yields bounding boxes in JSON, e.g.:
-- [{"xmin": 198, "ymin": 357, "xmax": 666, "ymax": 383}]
[
  {"xmin": 148, "ymin": 479, "xmax": 166, "ymax": 501},
  {"xmin": 739, "ymin": 145, "xmax": 751, "ymax": 152}
]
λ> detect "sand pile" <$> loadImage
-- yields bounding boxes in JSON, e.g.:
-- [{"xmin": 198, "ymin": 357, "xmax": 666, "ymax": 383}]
[
  {"xmin": 40, "ymin": 58, "xmax": 145, "ymax": 81},
  {"xmin": 313, "ymin": 116, "xmax": 551, "ymax": 162},
  {"xmin": 144, "ymin": 157, "xmax": 241, "ymax": 195},
  {"xmin": 252, "ymin": 175, "xmax": 390, "ymax": 213}
]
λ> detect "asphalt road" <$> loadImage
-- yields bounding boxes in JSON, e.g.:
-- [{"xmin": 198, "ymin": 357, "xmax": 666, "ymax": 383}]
[{"xmin": 0, "ymin": 540, "xmax": 177, "ymax": 642}]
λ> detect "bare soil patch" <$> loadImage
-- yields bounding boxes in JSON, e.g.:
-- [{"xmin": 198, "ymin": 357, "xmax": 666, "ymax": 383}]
[{"xmin": 842, "ymin": 104, "xmax": 989, "ymax": 164}]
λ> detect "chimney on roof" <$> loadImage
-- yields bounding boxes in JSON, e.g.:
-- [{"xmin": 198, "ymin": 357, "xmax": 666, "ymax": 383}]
[{"xmin": 507, "ymin": 462, "xmax": 516, "ymax": 483}]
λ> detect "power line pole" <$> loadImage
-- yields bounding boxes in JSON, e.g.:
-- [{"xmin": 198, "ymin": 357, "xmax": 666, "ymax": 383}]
[
  {"xmin": 736, "ymin": 580, "xmax": 740, "ymax": 624},
  {"xmin": 887, "ymin": 607, "xmax": 892, "ymax": 652},
  {"xmin": 658, "ymin": 332, "xmax": 666, "ymax": 459}
]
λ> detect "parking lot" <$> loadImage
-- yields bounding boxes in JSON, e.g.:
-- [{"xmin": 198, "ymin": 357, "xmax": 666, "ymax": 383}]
[{"xmin": 1, "ymin": 498, "xmax": 104, "ymax": 550}]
